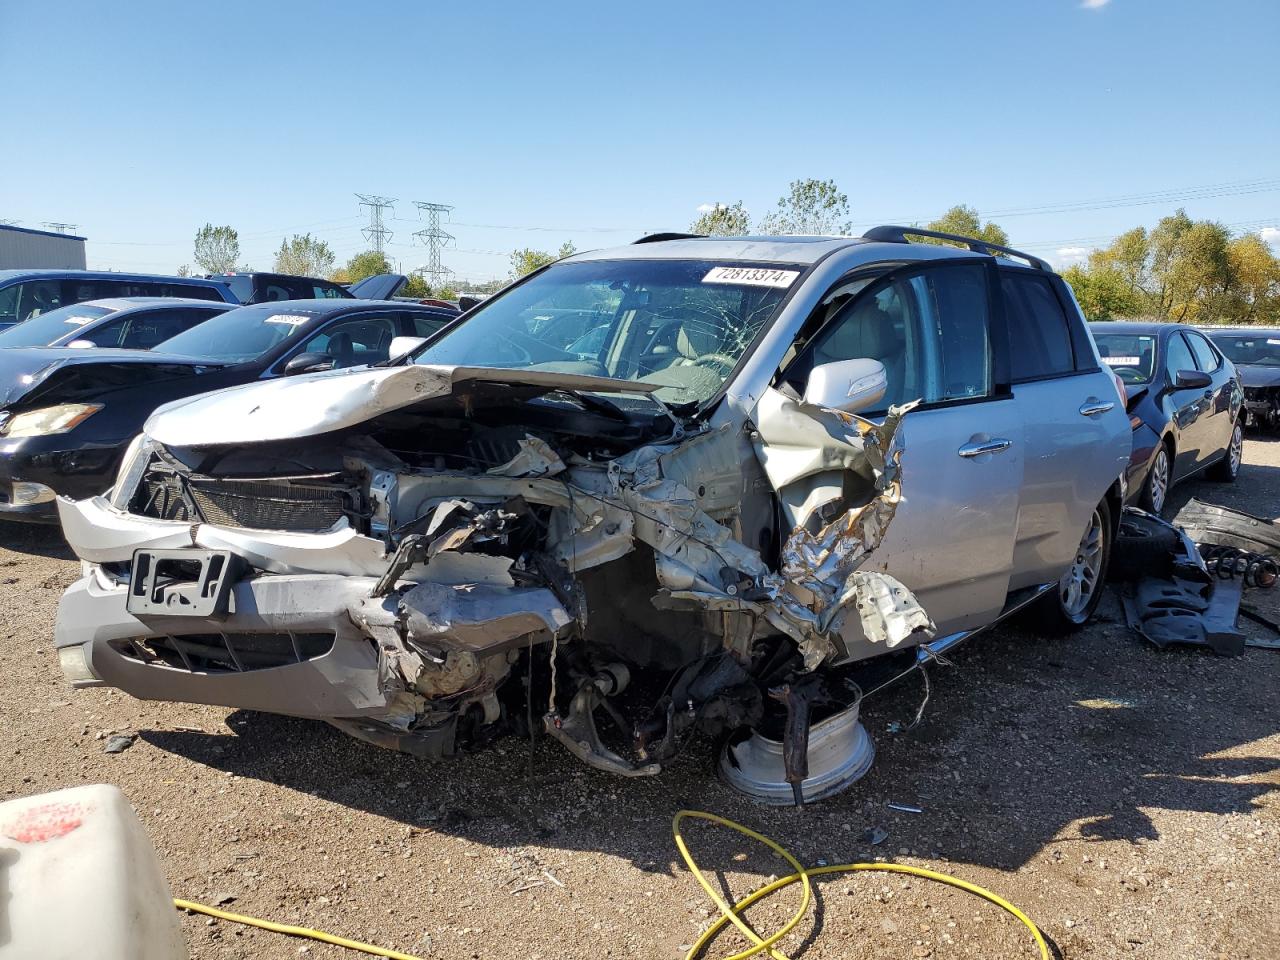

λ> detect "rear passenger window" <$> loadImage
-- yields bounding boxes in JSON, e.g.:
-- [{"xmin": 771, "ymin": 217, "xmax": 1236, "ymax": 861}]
[
  {"xmin": 1001, "ymin": 272, "xmax": 1074, "ymax": 381},
  {"xmin": 1185, "ymin": 331, "xmax": 1221, "ymax": 372},
  {"xmin": 408, "ymin": 313, "xmax": 449, "ymax": 338},
  {"xmin": 121, "ymin": 309, "xmax": 215, "ymax": 349},
  {"xmin": 784, "ymin": 261, "xmax": 992, "ymax": 412}
]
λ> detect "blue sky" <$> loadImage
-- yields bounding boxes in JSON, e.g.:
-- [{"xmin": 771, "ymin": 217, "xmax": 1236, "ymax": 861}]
[{"xmin": 2, "ymin": 0, "xmax": 1277, "ymax": 284}]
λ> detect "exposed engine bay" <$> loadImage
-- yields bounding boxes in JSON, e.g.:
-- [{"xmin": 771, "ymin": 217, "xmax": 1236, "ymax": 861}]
[{"xmin": 57, "ymin": 364, "xmax": 933, "ymax": 803}]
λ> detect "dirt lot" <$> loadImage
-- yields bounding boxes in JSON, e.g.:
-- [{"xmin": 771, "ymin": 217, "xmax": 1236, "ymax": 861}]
[{"xmin": 3, "ymin": 442, "xmax": 1279, "ymax": 960}]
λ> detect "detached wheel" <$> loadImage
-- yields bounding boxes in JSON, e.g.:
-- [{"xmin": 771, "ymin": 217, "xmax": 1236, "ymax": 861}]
[
  {"xmin": 1206, "ymin": 420, "xmax": 1243, "ymax": 482},
  {"xmin": 1141, "ymin": 442, "xmax": 1171, "ymax": 514},
  {"xmin": 1026, "ymin": 499, "xmax": 1111, "ymax": 634}
]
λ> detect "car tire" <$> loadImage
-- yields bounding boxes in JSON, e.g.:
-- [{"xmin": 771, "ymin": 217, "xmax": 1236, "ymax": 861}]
[
  {"xmin": 1140, "ymin": 440, "xmax": 1172, "ymax": 515},
  {"xmin": 1025, "ymin": 498, "xmax": 1112, "ymax": 635},
  {"xmin": 1206, "ymin": 419, "xmax": 1243, "ymax": 483}
]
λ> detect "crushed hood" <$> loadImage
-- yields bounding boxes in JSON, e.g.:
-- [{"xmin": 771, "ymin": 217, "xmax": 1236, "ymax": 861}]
[
  {"xmin": 144, "ymin": 363, "xmax": 659, "ymax": 447},
  {"xmin": 0, "ymin": 348, "xmax": 223, "ymax": 410},
  {"xmin": 1236, "ymin": 364, "xmax": 1280, "ymax": 389}
]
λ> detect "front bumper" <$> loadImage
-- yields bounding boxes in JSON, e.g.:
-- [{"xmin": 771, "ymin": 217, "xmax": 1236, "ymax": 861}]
[
  {"xmin": 0, "ymin": 433, "xmax": 128, "ymax": 521},
  {"xmin": 54, "ymin": 567, "xmax": 392, "ymax": 719}
]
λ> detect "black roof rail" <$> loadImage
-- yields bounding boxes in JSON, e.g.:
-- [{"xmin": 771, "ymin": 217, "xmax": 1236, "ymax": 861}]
[
  {"xmin": 633, "ymin": 232, "xmax": 706, "ymax": 244},
  {"xmin": 861, "ymin": 225, "xmax": 1052, "ymax": 272}
]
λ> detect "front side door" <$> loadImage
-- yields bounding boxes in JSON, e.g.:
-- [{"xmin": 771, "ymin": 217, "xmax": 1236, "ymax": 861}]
[
  {"xmin": 1162, "ymin": 330, "xmax": 1211, "ymax": 478},
  {"xmin": 759, "ymin": 259, "xmax": 1024, "ymax": 653},
  {"xmin": 1183, "ymin": 329, "xmax": 1233, "ymax": 464}
]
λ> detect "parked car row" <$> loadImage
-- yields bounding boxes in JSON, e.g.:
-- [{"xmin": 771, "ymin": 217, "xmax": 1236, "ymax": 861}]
[{"xmin": 1201, "ymin": 326, "xmax": 1280, "ymax": 432}]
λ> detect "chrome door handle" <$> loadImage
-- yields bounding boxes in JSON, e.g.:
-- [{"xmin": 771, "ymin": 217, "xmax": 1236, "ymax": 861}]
[
  {"xmin": 958, "ymin": 438, "xmax": 1013, "ymax": 458},
  {"xmin": 1079, "ymin": 400, "xmax": 1115, "ymax": 417}
]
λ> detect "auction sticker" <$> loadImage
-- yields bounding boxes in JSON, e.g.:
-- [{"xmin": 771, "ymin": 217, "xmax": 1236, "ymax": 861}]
[
  {"xmin": 264, "ymin": 314, "xmax": 311, "ymax": 326},
  {"xmin": 1102, "ymin": 356, "xmax": 1141, "ymax": 366},
  {"xmin": 702, "ymin": 266, "xmax": 800, "ymax": 288}
]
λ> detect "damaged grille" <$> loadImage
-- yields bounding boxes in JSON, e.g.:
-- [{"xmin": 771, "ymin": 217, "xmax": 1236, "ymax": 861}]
[
  {"xmin": 110, "ymin": 631, "xmax": 335, "ymax": 673},
  {"xmin": 133, "ymin": 469, "xmax": 356, "ymax": 532}
]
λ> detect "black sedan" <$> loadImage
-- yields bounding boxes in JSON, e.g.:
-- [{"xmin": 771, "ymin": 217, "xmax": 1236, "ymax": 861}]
[
  {"xmin": 0, "ymin": 299, "xmax": 457, "ymax": 520},
  {"xmin": 1090, "ymin": 321, "xmax": 1243, "ymax": 513},
  {"xmin": 1200, "ymin": 326, "xmax": 1280, "ymax": 431}
]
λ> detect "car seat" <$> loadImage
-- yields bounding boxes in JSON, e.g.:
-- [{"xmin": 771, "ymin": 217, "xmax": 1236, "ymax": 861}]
[
  {"xmin": 814, "ymin": 303, "xmax": 905, "ymax": 406},
  {"xmin": 326, "ymin": 331, "xmax": 356, "ymax": 367}
]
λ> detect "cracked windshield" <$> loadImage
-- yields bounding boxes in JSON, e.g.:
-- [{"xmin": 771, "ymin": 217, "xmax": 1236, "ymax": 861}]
[{"xmin": 412, "ymin": 258, "xmax": 800, "ymax": 405}]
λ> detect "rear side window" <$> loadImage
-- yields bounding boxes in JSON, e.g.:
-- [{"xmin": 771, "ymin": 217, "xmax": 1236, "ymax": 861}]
[
  {"xmin": 1185, "ymin": 331, "xmax": 1221, "ymax": 372},
  {"xmin": 312, "ymin": 282, "xmax": 348, "ymax": 299},
  {"xmin": 2, "ymin": 279, "xmax": 65, "ymax": 322},
  {"xmin": 1001, "ymin": 272, "xmax": 1074, "ymax": 381},
  {"xmin": 408, "ymin": 312, "xmax": 450, "ymax": 338}
]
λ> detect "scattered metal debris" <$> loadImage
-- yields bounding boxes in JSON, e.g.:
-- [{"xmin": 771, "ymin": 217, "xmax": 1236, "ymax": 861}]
[
  {"xmin": 1113, "ymin": 505, "xmax": 1278, "ymax": 656},
  {"xmin": 862, "ymin": 826, "xmax": 889, "ymax": 845},
  {"xmin": 887, "ymin": 802, "xmax": 923, "ymax": 814},
  {"xmin": 103, "ymin": 734, "xmax": 136, "ymax": 754}
]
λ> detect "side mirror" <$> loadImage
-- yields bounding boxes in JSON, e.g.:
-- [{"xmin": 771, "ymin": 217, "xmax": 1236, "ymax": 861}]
[
  {"xmin": 803, "ymin": 357, "xmax": 887, "ymax": 413},
  {"xmin": 1174, "ymin": 369, "xmax": 1211, "ymax": 389},
  {"xmin": 283, "ymin": 352, "xmax": 336, "ymax": 376},
  {"xmin": 389, "ymin": 335, "xmax": 426, "ymax": 361}
]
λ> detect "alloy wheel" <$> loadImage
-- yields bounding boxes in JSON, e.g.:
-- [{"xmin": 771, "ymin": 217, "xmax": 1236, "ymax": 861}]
[
  {"xmin": 1148, "ymin": 447, "xmax": 1169, "ymax": 514},
  {"xmin": 1228, "ymin": 423, "xmax": 1243, "ymax": 476},
  {"xmin": 1060, "ymin": 508, "xmax": 1104, "ymax": 619}
]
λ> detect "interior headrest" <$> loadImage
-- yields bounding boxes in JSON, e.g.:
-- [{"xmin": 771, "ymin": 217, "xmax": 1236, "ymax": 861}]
[{"xmin": 819, "ymin": 305, "xmax": 900, "ymax": 362}]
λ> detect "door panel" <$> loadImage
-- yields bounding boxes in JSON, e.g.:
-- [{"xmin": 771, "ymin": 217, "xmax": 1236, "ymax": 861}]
[
  {"xmin": 1185, "ymin": 330, "xmax": 1232, "ymax": 463},
  {"xmin": 1010, "ymin": 372, "xmax": 1125, "ymax": 588},
  {"xmin": 1163, "ymin": 331, "xmax": 1209, "ymax": 478},
  {"xmin": 864, "ymin": 400, "xmax": 1024, "ymax": 636}
]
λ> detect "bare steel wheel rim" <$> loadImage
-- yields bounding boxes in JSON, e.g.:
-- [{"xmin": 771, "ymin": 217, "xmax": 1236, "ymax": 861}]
[
  {"xmin": 1061, "ymin": 508, "xmax": 1104, "ymax": 619},
  {"xmin": 1149, "ymin": 448, "xmax": 1169, "ymax": 512},
  {"xmin": 1228, "ymin": 423, "xmax": 1243, "ymax": 475}
]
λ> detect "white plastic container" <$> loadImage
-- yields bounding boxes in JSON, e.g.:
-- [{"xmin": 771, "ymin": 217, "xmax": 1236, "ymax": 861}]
[{"xmin": 0, "ymin": 783, "xmax": 187, "ymax": 959}]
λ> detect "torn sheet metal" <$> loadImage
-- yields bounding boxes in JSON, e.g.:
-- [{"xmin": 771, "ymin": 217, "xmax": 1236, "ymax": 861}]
[{"xmin": 486, "ymin": 437, "xmax": 566, "ymax": 478}]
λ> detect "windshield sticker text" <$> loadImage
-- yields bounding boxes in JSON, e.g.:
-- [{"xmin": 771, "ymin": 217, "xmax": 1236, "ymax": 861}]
[
  {"xmin": 702, "ymin": 266, "xmax": 800, "ymax": 289},
  {"xmin": 264, "ymin": 314, "xmax": 311, "ymax": 326}
]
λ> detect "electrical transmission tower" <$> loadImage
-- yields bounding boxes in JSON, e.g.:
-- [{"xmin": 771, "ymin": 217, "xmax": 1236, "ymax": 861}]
[
  {"xmin": 42, "ymin": 222, "xmax": 79, "ymax": 234},
  {"xmin": 413, "ymin": 201, "xmax": 455, "ymax": 289},
  {"xmin": 355, "ymin": 194, "xmax": 395, "ymax": 254}
]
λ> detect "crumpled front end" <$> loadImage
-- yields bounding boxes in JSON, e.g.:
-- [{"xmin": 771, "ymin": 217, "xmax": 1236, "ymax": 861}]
[{"xmin": 55, "ymin": 365, "xmax": 932, "ymax": 782}]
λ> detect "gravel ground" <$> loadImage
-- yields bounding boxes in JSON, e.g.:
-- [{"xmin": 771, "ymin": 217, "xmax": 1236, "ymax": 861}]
[{"xmin": 3, "ymin": 441, "xmax": 1279, "ymax": 960}]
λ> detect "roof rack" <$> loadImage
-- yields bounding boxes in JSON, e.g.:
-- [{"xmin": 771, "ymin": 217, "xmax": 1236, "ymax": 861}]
[
  {"xmin": 861, "ymin": 225, "xmax": 1052, "ymax": 272},
  {"xmin": 633, "ymin": 232, "xmax": 706, "ymax": 244}
]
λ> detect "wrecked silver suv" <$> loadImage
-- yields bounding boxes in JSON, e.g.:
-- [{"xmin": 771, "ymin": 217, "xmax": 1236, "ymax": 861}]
[{"xmin": 54, "ymin": 229, "xmax": 1131, "ymax": 803}]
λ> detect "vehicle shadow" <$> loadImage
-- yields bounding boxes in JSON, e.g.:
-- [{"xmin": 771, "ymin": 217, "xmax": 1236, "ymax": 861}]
[
  {"xmin": 139, "ymin": 587, "xmax": 1280, "ymax": 882},
  {"xmin": 0, "ymin": 521, "xmax": 73, "ymax": 562}
]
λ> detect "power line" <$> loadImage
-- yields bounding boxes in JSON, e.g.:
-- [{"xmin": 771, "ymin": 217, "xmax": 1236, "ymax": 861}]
[
  {"xmin": 412, "ymin": 201, "xmax": 454, "ymax": 289},
  {"xmin": 355, "ymin": 194, "xmax": 395, "ymax": 254}
]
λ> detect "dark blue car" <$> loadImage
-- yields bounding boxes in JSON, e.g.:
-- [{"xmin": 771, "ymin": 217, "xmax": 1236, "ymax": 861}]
[
  {"xmin": 0, "ymin": 270, "xmax": 237, "ymax": 331},
  {"xmin": 1090, "ymin": 321, "xmax": 1243, "ymax": 513},
  {"xmin": 1200, "ymin": 326, "xmax": 1280, "ymax": 431}
]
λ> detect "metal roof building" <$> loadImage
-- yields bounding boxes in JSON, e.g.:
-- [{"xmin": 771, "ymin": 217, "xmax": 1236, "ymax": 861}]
[{"xmin": 0, "ymin": 224, "xmax": 87, "ymax": 270}]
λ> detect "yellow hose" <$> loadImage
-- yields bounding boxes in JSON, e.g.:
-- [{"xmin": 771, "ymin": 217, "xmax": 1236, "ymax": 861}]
[
  {"xmin": 673, "ymin": 809, "xmax": 1050, "ymax": 960},
  {"xmin": 175, "ymin": 808, "xmax": 1049, "ymax": 960},
  {"xmin": 173, "ymin": 898, "xmax": 425, "ymax": 960}
]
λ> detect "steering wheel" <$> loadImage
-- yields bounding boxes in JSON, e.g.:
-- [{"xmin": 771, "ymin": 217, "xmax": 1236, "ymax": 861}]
[
  {"xmin": 491, "ymin": 335, "xmax": 533, "ymax": 365},
  {"xmin": 691, "ymin": 353, "xmax": 738, "ymax": 373},
  {"xmin": 1110, "ymin": 366, "xmax": 1143, "ymax": 380}
]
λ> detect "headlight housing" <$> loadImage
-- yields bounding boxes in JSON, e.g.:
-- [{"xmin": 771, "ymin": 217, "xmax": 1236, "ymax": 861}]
[{"xmin": 1, "ymin": 403, "xmax": 103, "ymax": 438}]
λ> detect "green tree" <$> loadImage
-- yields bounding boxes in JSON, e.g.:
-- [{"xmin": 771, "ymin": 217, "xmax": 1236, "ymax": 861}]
[
  {"xmin": 509, "ymin": 241, "xmax": 576, "ymax": 278},
  {"xmin": 273, "ymin": 234, "xmax": 336, "ymax": 278},
  {"xmin": 915, "ymin": 205, "xmax": 1009, "ymax": 248},
  {"xmin": 1221, "ymin": 233, "xmax": 1280, "ymax": 324},
  {"xmin": 340, "ymin": 250, "xmax": 393, "ymax": 283},
  {"xmin": 1062, "ymin": 264, "xmax": 1144, "ymax": 320},
  {"xmin": 757, "ymin": 178, "xmax": 852, "ymax": 235},
  {"xmin": 400, "ymin": 274, "xmax": 432, "ymax": 298},
  {"xmin": 193, "ymin": 223, "xmax": 240, "ymax": 274},
  {"xmin": 691, "ymin": 201, "xmax": 750, "ymax": 237}
]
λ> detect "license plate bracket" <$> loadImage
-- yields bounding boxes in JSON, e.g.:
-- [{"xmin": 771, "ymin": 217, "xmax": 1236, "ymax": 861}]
[{"xmin": 126, "ymin": 549, "xmax": 244, "ymax": 618}]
